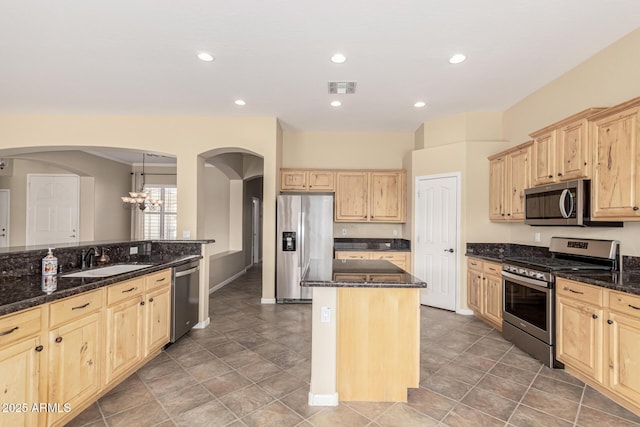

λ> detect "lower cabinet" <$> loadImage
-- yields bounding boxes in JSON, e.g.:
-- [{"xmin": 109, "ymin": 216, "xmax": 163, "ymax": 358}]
[
  {"xmin": 0, "ymin": 268, "xmax": 175, "ymax": 427},
  {"xmin": 466, "ymin": 257, "xmax": 502, "ymax": 330},
  {"xmin": 556, "ymin": 278, "xmax": 640, "ymax": 415}
]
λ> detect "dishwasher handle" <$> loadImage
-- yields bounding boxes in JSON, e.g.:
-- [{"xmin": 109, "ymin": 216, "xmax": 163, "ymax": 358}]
[{"xmin": 175, "ymin": 266, "xmax": 199, "ymax": 278}]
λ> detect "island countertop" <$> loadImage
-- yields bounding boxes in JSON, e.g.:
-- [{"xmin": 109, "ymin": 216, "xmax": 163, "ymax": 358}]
[{"xmin": 301, "ymin": 259, "xmax": 427, "ymax": 288}]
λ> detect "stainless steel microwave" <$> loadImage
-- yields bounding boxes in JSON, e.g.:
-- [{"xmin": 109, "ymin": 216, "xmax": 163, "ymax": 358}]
[{"xmin": 524, "ymin": 180, "xmax": 622, "ymax": 227}]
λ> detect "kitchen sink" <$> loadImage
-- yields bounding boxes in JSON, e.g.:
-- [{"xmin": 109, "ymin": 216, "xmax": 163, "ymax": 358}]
[{"xmin": 61, "ymin": 264, "xmax": 154, "ymax": 278}]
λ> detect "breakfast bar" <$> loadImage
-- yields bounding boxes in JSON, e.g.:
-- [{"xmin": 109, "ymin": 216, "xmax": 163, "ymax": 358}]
[{"xmin": 302, "ymin": 259, "xmax": 427, "ymax": 404}]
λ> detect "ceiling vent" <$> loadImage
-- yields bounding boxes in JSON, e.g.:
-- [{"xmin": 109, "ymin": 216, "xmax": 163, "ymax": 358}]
[{"xmin": 328, "ymin": 81, "xmax": 357, "ymax": 94}]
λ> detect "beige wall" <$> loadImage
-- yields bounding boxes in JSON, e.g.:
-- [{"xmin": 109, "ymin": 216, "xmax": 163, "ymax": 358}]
[
  {"xmin": 203, "ymin": 166, "xmax": 231, "ymax": 252},
  {"xmin": 501, "ymin": 27, "xmax": 640, "ymax": 256}
]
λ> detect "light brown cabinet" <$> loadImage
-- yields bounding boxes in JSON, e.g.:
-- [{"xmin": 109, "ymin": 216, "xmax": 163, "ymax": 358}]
[
  {"xmin": 335, "ymin": 170, "xmax": 406, "ymax": 223},
  {"xmin": 556, "ymin": 277, "xmax": 640, "ymax": 415},
  {"xmin": 0, "ymin": 307, "xmax": 46, "ymax": 427},
  {"xmin": 590, "ymin": 98, "xmax": 640, "ymax": 220},
  {"xmin": 466, "ymin": 258, "xmax": 502, "ymax": 329},
  {"xmin": 335, "ymin": 251, "xmax": 411, "ymax": 272},
  {"xmin": 144, "ymin": 270, "xmax": 172, "ymax": 357},
  {"xmin": 488, "ymin": 142, "xmax": 531, "ymax": 222},
  {"xmin": 280, "ymin": 169, "xmax": 335, "ymax": 192},
  {"xmin": 529, "ymin": 108, "xmax": 605, "ymax": 187}
]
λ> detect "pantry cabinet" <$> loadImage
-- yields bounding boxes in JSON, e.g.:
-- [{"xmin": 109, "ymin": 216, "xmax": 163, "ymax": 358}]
[
  {"xmin": 280, "ymin": 169, "xmax": 335, "ymax": 192},
  {"xmin": 529, "ymin": 108, "xmax": 605, "ymax": 187},
  {"xmin": 466, "ymin": 258, "xmax": 502, "ymax": 329},
  {"xmin": 590, "ymin": 98, "xmax": 640, "ymax": 220},
  {"xmin": 488, "ymin": 142, "xmax": 531, "ymax": 222},
  {"xmin": 335, "ymin": 170, "xmax": 406, "ymax": 223}
]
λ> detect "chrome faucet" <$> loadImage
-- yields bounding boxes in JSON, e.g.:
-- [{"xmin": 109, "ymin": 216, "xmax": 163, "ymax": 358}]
[{"xmin": 81, "ymin": 247, "xmax": 98, "ymax": 269}]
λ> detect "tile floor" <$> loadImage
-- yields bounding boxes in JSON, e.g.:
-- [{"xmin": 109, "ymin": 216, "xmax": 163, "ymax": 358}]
[{"xmin": 66, "ymin": 266, "xmax": 640, "ymax": 426}]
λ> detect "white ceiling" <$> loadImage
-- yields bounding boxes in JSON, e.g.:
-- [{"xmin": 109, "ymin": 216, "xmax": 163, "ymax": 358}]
[{"xmin": 1, "ymin": 1, "xmax": 639, "ymax": 133}]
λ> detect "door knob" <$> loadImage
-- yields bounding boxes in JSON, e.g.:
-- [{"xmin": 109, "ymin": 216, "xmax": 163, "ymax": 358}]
[{"xmin": 444, "ymin": 248, "xmax": 454, "ymax": 253}]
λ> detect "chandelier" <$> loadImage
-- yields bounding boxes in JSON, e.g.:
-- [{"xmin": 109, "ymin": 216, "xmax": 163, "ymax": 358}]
[{"xmin": 121, "ymin": 153, "xmax": 164, "ymax": 210}]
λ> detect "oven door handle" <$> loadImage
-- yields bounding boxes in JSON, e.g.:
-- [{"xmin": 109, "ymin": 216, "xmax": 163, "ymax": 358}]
[{"xmin": 502, "ymin": 271, "xmax": 549, "ymax": 288}]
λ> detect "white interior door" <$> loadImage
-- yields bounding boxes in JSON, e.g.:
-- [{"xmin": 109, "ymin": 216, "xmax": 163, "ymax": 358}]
[
  {"xmin": 27, "ymin": 174, "xmax": 80, "ymax": 246},
  {"xmin": 415, "ymin": 174, "xmax": 459, "ymax": 311},
  {"xmin": 0, "ymin": 190, "xmax": 9, "ymax": 248}
]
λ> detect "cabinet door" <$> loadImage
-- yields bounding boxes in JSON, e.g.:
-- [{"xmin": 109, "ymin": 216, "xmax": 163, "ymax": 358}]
[
  {"xmin": 532, "ymin": 132, "xmax": 556, "ymax": 186},
  {"xmin": 335, "ymin": 172, "xmax": 369, "ymax": 222},
  {"xmin": 607, "ymin": 311, "xmax": 640, "ymax": 404},
  {"xmin": 489, "ymin": 157, "xmax": 506, "ymax": 221},
  {"xmin": 145, "ymin": 285, "xmax": 171, "ymax": 357},
  {"xmin": 556, "ymin": 296, "xmax": 603, "ymax": 382},
  {"xmin": 281, "ymin": 170, "xmax": 307, "ymax": 191},
  {"xmin": 308, "ymin": 171, "xmax": 335, "ymax": 192},
  {"xmin": 0, "ymin": 336, "xmax": 44, "ymax": 427},
  {"xmin": 370, "ymin": 172, "xmax": 405, "ymax": 222},
  {"xmin": 104, "ymin": 296, "xmax": 144, "ymax": 386},
  {"xmin": 483, "ymin": 274, "xmax": 502, "ymax": 327},
  {"xmin": 467, "ymin": 270, "xmax": 482, "ymax": 312},
  {"xmin": 507, "ymin": 146, "xmax": 530, "ymax": 221},
  {"xmin": 48, "ymin": 312, "xmax": 101, "ymax": 425},
  {"xmin": 593, "ymin": 109, "xmax": 640, "ymax": 218},
  {"xmin": 557, "ymin": 120, "xmax": 590, "ymax": 180}
]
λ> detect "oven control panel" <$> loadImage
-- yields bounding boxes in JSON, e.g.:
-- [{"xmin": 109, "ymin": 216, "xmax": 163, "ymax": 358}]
[{"xmin": 502, "ymin": 264, "xmax": 551, "ymax": 282}]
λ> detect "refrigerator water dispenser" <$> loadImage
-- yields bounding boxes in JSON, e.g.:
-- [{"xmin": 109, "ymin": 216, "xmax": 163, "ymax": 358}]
[{"xmin": 282, "ymin": 231, "xmax": 296, "ymax": 251}]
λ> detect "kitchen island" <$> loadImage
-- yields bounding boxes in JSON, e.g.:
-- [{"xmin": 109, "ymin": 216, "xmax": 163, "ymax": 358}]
[{"xmin": 302, "ymin": 259, "xmax": 427, "ymax": 404}]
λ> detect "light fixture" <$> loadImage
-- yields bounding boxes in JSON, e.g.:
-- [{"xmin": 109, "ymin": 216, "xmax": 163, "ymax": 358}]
[
  {"xmin": 330, "ymin": 53, "xmax": 347, "ymax": 64},
  {"xmin": 121, "ymin": 154, "xmax": 164, "ymax": 211},
  {"xmin": 449, "ymin": 54, "xmax": 466, "ymax": 64},
  {"xmin": 330, "ymin": 100, "xmax": 342, "ymax": 107},
  {"xmin": 234, "ymin": 99, "xmax": 246, "ymax": 106},
  {"xmin": 197, "ymin": 52, "xmax": 215, "ymax": 62},
  {"xmin": 414, "ymin": 101, "xmax": 426, "ymax": 108}
]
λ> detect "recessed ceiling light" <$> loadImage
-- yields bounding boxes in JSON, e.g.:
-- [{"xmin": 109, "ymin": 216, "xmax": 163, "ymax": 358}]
[
  {"xmin": 449, "ymin": 54, "xmax": 466, "ymax": 64},
  {"xmin": 197, "ymin": 52, "xmax": 215, "ymax": 62},
  {"xmin": 234, "ymin": 99, "xmax": 246, "ymax": 106},
  {"xmin": 414, "ymin": 101, "xmax": 426, "ymax": 108},
  {"xmin": 330, "ymin": 53, "xmax": 347, "ymax": 64},
  {"xmin": 330, "ymin": 100, "xmax": 342, "ymax": 107}
]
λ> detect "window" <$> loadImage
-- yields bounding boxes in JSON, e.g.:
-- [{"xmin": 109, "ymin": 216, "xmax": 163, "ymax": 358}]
[{"xmin": 142, "ymin": 186, "xmax": 177, "ymax": 240}]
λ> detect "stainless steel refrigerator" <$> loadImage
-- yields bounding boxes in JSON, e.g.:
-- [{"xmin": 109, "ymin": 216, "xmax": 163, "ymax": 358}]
[{"xmin": 276, "ymin": 194, "xmax": 334, "ymax": 302}]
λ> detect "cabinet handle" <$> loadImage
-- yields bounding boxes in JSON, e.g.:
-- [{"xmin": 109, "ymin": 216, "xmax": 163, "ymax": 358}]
[
  {"xmin": 55, "ymin": 337, "xmax": 63, "ymax": 343},
  {"xmin": 629, "ymin": 304, "xmax": 640, "ymax": 310},
  {"xmin": 149, "ymin": 298, "xmax": 154, "ymax": 303},
  {"xmin": 72, "ymin": 302, "xmax": 90, "ymax": 310},
  {"xmin": 35, "ymin": 345, "xmax": 44, "ymax": 352},
  {"xmin": 607, "ymin": 319, "xmax": 613, "ymax": 324},
  {"xmin": 140, "ymin": 301, "xmax": 145, "ymax": 306},
  {"xmin": 634, "ymin": 207, "xmax": 639, "ymax": 211},
  {"xmin": 156, "ymin": 278, "xmax": 166, "ymax": 283},
  {"xmin": 592, "ymin": 314, "xmax": 598, "ymax": 319},
  {"xmin": 477, "ymin": 275, "xmax": 481, "ymax": 279},
  {"xmin": 489, "ymin": 267, "xmax": 497, "ymax": 271},
  {"xmin": 0, "ymin": 326, "xmax": 19, "ymax": 336},
  {"xmin": 548, "ymin": 175, "xmax": 553, "ymax": 179},
  {"xmin": 122, "ymin": 287, "xmax": 137, "ymax": 293},
  {"xmin": 564, "ymin": 287, "xmax": 584, "ymax": 295},
  {"xmin": 507, "ymin": 213, "xmax": 511, "ymax": 216},
  {"xmin": 558, "ymin": 173, "xmax": 563, "ymax": 177}
]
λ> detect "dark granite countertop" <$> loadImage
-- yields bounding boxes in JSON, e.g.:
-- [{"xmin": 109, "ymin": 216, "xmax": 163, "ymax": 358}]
[
  {"xmin": 0, "ymin": 255, "xmax": 201, "ymax": 316},
  {"xmin": 555, "ymin": 271, "xmax": 640, "ymax": 296},
  {"xmin": 333, "ymin": 238, "xmax": 411, "ymax": 252},
  {"xmin": 465, "ymin": 253, "xmax": 505, "ymax": 263},
  {"xmin": 301, "ymin": 259, "xmax": 427, "ymax": 288},
  {"xmin": 0, "ymin": 239, "xmax": 215, "ymax": 255}
]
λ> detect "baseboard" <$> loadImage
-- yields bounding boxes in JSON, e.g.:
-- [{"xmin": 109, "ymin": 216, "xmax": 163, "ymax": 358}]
[
  {"xmin": 261, "ymin": 298, "xmax": 276, "ymax": 304},
  {"xmin": 193, "ymin": 317, "xmax": 210, "ymax": 329},
  {"xmin": 456, "ymin": 308, "xmax": 474, "ymax": 315},
  {"xmin": 308, "ymin": 392, "xmax": 339, "ymax": 406},
  {"xmin": 209, "ymin": 268, "xmax": 247, "ymax": 294}
]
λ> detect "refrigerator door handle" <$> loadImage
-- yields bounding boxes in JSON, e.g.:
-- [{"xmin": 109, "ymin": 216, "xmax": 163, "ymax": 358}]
[
  {"xmin": 298, "ymin": 212, "xmax": 303, "ymax": 267},
  {"xmin": 300, "ymin": 212, "xmax": 306, "ymax": 269}
]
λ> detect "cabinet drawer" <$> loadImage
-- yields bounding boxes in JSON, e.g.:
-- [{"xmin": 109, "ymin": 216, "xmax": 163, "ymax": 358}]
[
  {"xmin": 467, "ymin": 258, "xmax": 484, "ymax": 271},
  {"xmin": 107, "ymin": 277, "xmax": 144, "ymax": 305},
  {"xmin": 372, "ymin": 253, "xmax": 407, "ymax": 262},
  {"xmin": 0, "ymin": 307, "xmax": 43, "ymax": 348},
  {"xmin": 333, "ymin": 274, "xmax": 368, "ymax": 282},
  {"xmin": 609, "ymin": 291, "xmax": 640, "ymax": 318},
  {"xmin": 556, "ymin": 278, "xmax": 603, "ymax": 306},
  {"xmin": 50, "ymin": 289, "xmax": 104, "ymax": 328},
  {"xmin": 368, "ymin": 274, "xmax": 404, "ymax": 283},
  {"xmin": 335, "ymin": 252, "xmax": 371, "ymax": 260},
  {"xmin": 145, "ymin": 269, "xmax": 172, "ymax": 291},
  {"xmin": 483, "ymin": 261, "xmax": 502, "ymax": 276}
]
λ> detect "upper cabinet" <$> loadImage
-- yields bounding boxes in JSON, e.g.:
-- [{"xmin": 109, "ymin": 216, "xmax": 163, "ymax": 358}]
[
  {"xmin": 589, "ymin": 97, "xmax": 640, "ymax": 220},
  {"xmin": 488, "ymin": 142, "xmax": 531, "ymax": 222},
  {"xmin": 280, "ymin": 169, "xmax": 335, "ymax": 192},
  {"xmin": 529, "ymin": 108, "xmax": 606, "ymax": 186},
  {"xmin": 335, "ymin": 170, "xmax": 406, "ymax": 223}
]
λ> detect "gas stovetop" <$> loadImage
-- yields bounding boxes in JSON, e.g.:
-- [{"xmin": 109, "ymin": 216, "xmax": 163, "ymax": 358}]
[{"xmin": 503, "ymin": 256, "xmax": 612, "ymax": 272}]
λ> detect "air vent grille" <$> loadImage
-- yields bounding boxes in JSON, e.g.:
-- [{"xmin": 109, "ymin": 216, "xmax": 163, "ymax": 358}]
[{"xmin": 328, "ymin": 81, "xmax": 357, "ymax": 94}]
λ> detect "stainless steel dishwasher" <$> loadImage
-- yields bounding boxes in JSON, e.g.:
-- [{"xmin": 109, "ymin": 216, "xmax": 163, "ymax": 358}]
[{"xmin": 171, "ymin": 259, "xmax": 200, "ymax": 342}]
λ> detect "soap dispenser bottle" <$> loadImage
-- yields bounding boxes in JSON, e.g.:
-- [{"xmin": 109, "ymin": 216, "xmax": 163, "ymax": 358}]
[{"xmin": 42, "ymin": 248, "xmax": 58, "ymax": 276}]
